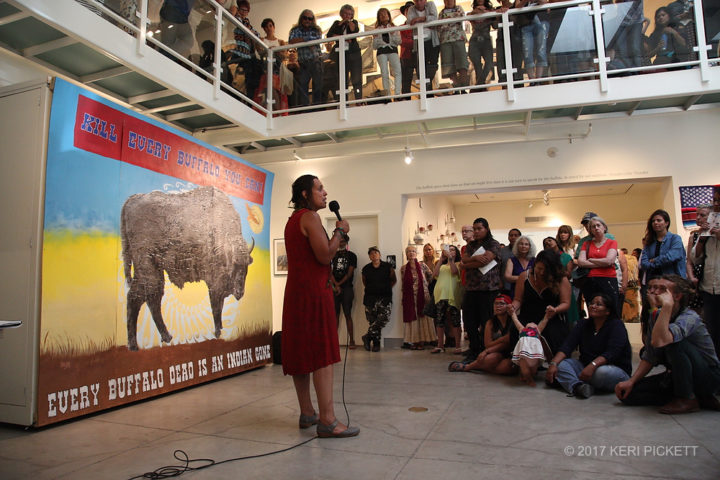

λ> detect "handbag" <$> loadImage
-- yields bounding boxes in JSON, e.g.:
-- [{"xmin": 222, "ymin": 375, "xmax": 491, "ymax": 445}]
[{"xmin": 422, "ymin": 294, "xmax": 438, "ymax": 319}]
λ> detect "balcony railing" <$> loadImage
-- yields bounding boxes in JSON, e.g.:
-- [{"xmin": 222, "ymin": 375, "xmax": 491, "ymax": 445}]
[{"xmin": 75, "ymin": 0, "xmax": 718, "ymax": 124}]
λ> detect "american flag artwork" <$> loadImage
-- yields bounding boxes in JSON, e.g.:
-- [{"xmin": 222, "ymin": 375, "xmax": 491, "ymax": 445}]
[{"xmin": 679, "ymin": 185, "xmax": 715, "ymax": 229}]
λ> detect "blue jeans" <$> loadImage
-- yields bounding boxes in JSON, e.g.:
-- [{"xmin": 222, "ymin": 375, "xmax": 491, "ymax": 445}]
[
  {"xmin": 521, "ymin": 17, "xmax": 549, "ymax": 69},
  {"xmin": 297, "ymin": 59, "xmax": 323, "ymax": 106},
  {"xmin": 556, "ymin": 358, "xmax": 629, "ymax": 394},
  {"xmin": 614, "ymin": 22, "xmax": 643, "ymax": 69}
]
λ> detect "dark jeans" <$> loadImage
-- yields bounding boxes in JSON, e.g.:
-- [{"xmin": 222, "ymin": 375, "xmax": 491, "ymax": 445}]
[
  {"xmin": 614, "ymin": 21, "xmax": 643, "ymax": 69},
  {"xmin": 297, "ymin": 59, "xmax": 323, "ymax": 106},
  {"xmin": 421, "ymin": 39, "xmax": 440, "ymax": 91},
  {"xmin": 622, "ymin": 339, "xmax": 720, "ymax": 405},
  {"xmin": 462, "ymin": 289, "xmax": 498, "ymax": 356},
  {"xmin": 496, "ymin": 29, "xmax": 524, "ymax": 84},
  {"xmin": 334, "ymin": 285, "xmax": 354, "ymax": 322},
  {"xmin": 468, "ymin": 34, "xmax": 494, "ymax": 85},
  {"xmin": 401, "ymin": 57, "xmax": 417, "ymax": 94},
  {"xmin": 702, "ymin": 291, "xmax": 720, "ymax": 355},
  {"xmin": 337, "ymin": 51, "xmax": 362, "ymax": 100}
]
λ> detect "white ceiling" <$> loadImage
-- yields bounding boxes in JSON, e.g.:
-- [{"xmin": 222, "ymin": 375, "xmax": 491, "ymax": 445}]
[{"xmin": 445, "ymin": 179, "xmax": 663, "ymax": 206}]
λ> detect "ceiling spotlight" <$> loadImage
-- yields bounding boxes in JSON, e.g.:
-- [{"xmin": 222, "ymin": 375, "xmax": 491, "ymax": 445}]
[
  {"xmin": 543, "ymin": 190, "xmax": 550, "ymax": 206},
  {"xmin": 528, "ymin": 202, "xmax": 534, "ymax": 208},
  {"xmin": 403, "ymin": 146, "xmax": 413, "ymax": 165},
  {"xmin": 292, "ymin": 150, "xmax": 301, "ymax": 161}
]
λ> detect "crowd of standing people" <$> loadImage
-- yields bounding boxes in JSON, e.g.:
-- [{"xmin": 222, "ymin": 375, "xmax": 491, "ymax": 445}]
[
  {"xmin": 281, "ymin": 174, "xmax": 719, "ymax": 440},
  {"xmin": 75, "ymin": 0, "xmax": 712, "ymax": 110}
]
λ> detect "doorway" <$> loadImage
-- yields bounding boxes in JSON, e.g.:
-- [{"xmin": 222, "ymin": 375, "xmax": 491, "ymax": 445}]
[{"xmin": 325, "ymin": 214, "xmax": 378, "ymax": 347}]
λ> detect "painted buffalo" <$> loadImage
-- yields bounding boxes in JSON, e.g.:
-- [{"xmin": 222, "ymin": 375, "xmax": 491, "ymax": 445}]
[{"xmin": 121, "ymin": 186, "xmax": 254, "ymax": 350}]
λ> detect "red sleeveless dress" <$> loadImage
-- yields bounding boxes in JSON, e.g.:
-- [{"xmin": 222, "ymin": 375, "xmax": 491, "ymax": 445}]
[{"xmin": 281, "ymin": 209, "xmax": 340, "ymax": 375}]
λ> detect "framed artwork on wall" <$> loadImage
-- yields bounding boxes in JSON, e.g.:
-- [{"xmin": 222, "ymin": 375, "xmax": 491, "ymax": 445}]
[{"xmin": 273, "ymin": 238, "xmax": 288, "ymax": 275}]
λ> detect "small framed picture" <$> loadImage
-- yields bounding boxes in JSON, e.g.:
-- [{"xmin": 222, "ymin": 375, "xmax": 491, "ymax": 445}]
[
  {"xmin": 273, "ymin": 238, "xmax": 288, "ymax": 275},
  {"xmin": 386, "ymin": 255, "xmax": 396, "ymax": 270}
]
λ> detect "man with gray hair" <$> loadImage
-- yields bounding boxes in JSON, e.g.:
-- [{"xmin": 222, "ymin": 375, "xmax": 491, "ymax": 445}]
[{"xmin": 327, "ymin": 4, "xmax": 363, "ymax": 101}]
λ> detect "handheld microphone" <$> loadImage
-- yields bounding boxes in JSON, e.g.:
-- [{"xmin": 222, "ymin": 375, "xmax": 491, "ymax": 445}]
[{"xmin": 328, "ymin": 200, "xmax": 342, "ymax": 221}]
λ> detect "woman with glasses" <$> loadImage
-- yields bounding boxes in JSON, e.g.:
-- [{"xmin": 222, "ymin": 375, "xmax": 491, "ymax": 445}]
[
  {"xmin": 289, "ymin": 10, "xmax": 323, "ymax": 107},
  {"xmin": 546, "ymin": 293, "xmax": 632, "ymax": 398}
]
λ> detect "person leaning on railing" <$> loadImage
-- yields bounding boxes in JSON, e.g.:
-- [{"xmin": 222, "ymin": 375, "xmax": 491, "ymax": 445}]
[
  {"xmin": 288, "ymin": 10, "xmax": 324, "ymax": 107},
  {"xmin": 406, "ymin": 0, "xmax": 441, "ymax": 94},
  {"xmin": 327, "ymin": 5, "xmax": 363, "ymax": 101},
  {"xmin": 468, "ymin": 0, "xmax": 496, "ymax": 86},
  {"xmin": 227, "ymin": 0, "xmax": 263, "ymax": 101},
  {"xmin": 372, "ymin": 8, "xmax": 403, "ymax": 100}
]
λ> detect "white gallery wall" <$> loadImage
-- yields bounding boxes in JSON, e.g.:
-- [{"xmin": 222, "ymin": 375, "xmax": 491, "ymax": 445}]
[{"xmin": 266, "ymin": 107, "xmax": 719, "ymax": 340}]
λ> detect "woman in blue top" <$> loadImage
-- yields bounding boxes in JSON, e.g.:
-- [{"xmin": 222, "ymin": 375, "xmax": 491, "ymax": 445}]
[
  {"xmin": 640, "ymin": 209, "xmax": 686, "ymax": 326},
  {"xmin": 640, "ymin": 209, "xmax": 687, "ymax": 282}
]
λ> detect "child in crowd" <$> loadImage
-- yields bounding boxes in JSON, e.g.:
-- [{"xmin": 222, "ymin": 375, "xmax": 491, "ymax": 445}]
[
  {"xmin": 510, "ymin": 306, "xmax": 550, "ymax": 386},
  {"xmin": 373, "ymin": 7, "xmax": 402, "ymax": 99}
]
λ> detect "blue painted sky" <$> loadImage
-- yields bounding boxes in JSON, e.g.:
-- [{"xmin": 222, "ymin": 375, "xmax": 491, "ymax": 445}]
[{"xmin": 44, "ymin": 79, "xmax": 274, "ymax": 248}]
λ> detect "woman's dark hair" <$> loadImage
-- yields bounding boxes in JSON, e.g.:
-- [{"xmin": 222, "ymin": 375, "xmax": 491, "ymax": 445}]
[
  {"xmin": 261, "ymin": 18, "xmax": 274, "ymax": 29},
  {"xmin": 587, "ymin": 293, "xmax": 618, "ymax": 322},
  {"xmin": 472, "ymin": 217, "xmax": 495, "ymax": 248},
  {"xmin": 543, "ymin": 237, "xmax": 558, "ymax": 250},
  {"xmin": 642, "ymin": 209, "xmax": 671, "ymax": 246},
  {"xmin": 290, "ymin": 174, "xmax": 317, "ymax": 210},
  {"xmin": 533, "ymin": 249, "xmax": 564, "ymax": 293},
  {"xmin": 442, "ymin": 245, "xmax": 460, "ymax": 264},
  {"xmin": 472, "ymin": 0, "xmax": 493, "ymax": 9},
  {"xmin": 236, "ymin": 0, "xmax": 250, "ymax": 10}
]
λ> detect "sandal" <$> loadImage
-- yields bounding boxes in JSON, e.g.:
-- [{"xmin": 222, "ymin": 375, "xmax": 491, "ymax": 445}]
[
  {"xmin": 448, "ymin": 361, "xmax": 468, "ymax": 372},
  {"xmin": 299, "ymin": 412, "xmax": 318, "ymax": 429},
  {"xmin": 430, "ymin": 347, "xmax": 445, "ymax": 354},
  {"xmin": 316, "ymin": 419, "xmax": 360, "ymax": 438}
]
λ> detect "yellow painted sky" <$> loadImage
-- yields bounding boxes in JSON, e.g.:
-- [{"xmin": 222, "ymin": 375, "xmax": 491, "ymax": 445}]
[{"xmin": 41, "ymin": 231, "xmax": 272, "ymax": 353}]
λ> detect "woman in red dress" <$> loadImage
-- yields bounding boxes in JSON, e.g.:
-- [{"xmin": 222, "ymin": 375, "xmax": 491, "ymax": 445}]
[{"xmin": 282, "ymin": 174, "xmax": 359, "ymax": 438}]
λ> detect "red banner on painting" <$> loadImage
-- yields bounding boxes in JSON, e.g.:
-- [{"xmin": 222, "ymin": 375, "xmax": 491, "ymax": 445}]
[
  {"xmin": 74, "ymin": 95, "xmax": 123, "ymax": 160},
  {"xmin": 73, "ymin": 95, "xmax": 266, "ymax": 204}
]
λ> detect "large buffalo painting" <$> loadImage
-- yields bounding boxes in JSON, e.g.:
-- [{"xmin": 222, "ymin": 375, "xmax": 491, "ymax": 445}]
[{"xmin": 121, "ymin": 186, "xmax": 254, "ymax": 350}]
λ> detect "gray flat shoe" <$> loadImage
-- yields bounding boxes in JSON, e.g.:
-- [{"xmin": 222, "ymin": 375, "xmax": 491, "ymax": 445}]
[
  {"xmin": 299, "ymin": 412, "xmax": 318, "ymax": 429},
  {"xmin": 316, "ymin": 419, "xmax": 359, "ymax": 438}
]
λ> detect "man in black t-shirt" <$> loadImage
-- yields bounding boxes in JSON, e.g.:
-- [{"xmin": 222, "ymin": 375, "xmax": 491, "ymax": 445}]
[
  {"xmin": 361, "ymin": 246, "xmax": 396, "ymax": 351},
  {"xmin": 332, "ymin": 234, "xmax": 357, "ymax": 348}
]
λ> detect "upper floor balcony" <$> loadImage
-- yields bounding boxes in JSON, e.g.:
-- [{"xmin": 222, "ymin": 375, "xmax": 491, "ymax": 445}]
[{"xmin": 2, "ymin": 0, "xmax": 720, "ymax": 162}]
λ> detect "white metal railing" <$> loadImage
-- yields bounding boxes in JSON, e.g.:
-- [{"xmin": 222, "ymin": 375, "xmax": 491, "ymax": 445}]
[{"xmin": 73, "ymin": 0, "xmax": 717, "ymax": 123}]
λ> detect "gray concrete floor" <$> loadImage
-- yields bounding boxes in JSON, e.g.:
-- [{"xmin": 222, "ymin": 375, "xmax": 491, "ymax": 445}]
[{"xmin": 1, "ymin": 344, "xmax": 719, "ymax": 479}]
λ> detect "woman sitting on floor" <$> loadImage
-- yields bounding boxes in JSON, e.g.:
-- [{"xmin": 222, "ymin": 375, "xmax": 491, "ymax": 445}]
[
  {"xmin": 545, "ymin": 293, "xmax": 632, "ymax": 398},
  {"xmin": 448, "ymin": 294, "xmax": 516, "ymax": 375}
]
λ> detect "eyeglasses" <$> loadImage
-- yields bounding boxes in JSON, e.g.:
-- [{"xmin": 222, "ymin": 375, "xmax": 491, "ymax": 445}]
[
  {"xmin": 301, "ymin": 15, "xmax": 314, "ymax": 21},
  {"xmin": 648, "ymin": 284, "xmax": 668, "ymax": 293}
]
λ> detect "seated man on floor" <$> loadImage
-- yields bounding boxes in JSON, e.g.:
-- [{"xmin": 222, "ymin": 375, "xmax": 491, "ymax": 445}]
[{"xmin": 615, "ymin": 275, "xmax": 720, "ymax": 414}]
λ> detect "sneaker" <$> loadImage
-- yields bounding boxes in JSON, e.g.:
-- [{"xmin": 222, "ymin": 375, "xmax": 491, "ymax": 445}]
[{"xmin": 574, "ymin": 383, "xmax": 595, "ymax": 399}]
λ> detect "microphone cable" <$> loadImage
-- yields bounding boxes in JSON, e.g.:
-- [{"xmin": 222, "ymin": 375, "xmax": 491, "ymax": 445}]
[{"xmin": 128, "ymin": 326, "xmax": 355, "ymax": 479}]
